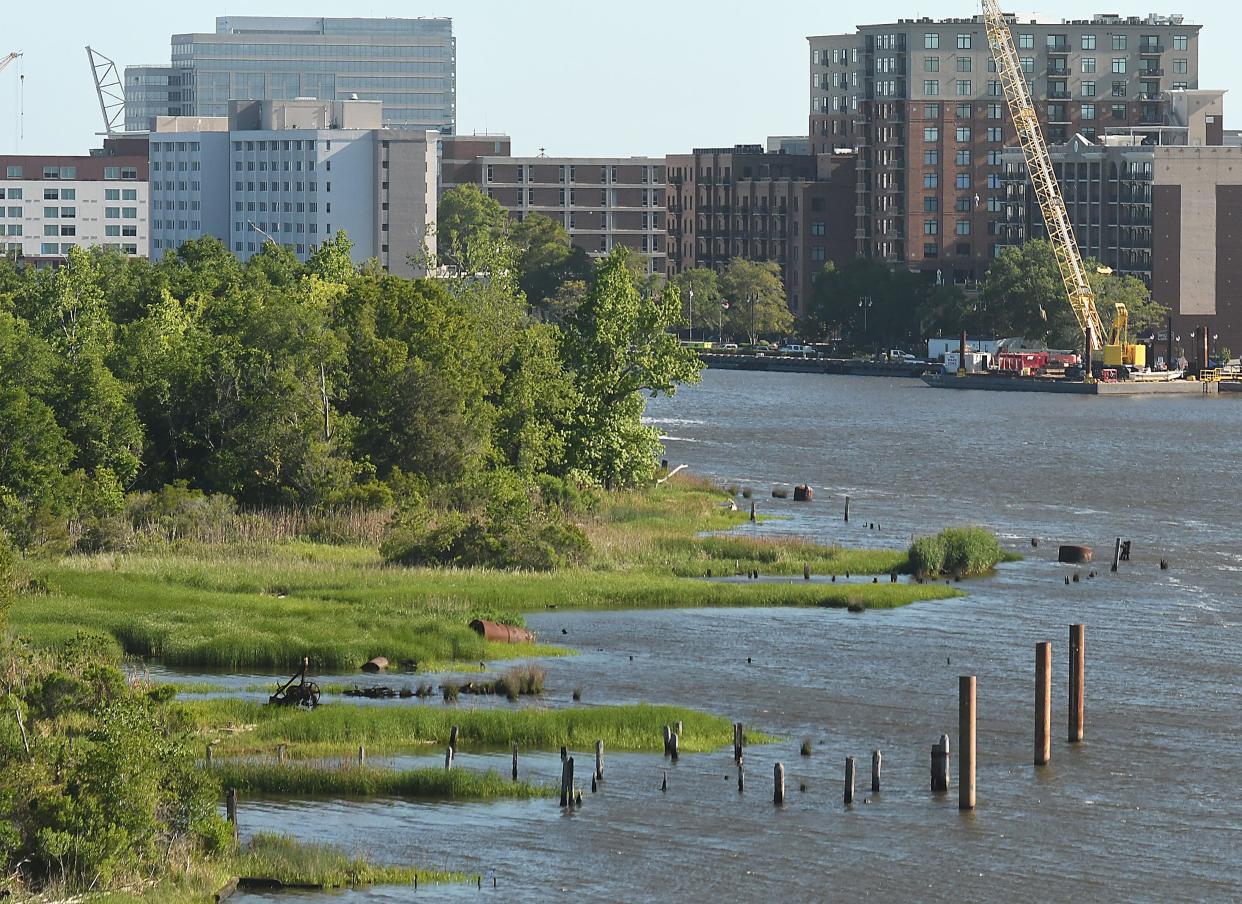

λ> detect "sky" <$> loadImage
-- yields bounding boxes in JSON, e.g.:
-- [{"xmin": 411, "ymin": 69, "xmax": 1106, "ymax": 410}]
[{"xmin": 1, "ymin": 0, "xmax": 1236, "ymax": 158}]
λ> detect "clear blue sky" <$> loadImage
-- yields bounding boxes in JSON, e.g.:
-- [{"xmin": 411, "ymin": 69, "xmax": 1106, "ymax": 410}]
[{"xmin": 1, "ymin": 1, "xmax": 1234, "ymax": 157}]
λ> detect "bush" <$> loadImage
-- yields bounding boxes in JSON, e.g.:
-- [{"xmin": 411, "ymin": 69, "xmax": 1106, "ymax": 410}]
[
  {"xmin": 908, "ymin": 534, "xmax": 947, "ymax": 578},
  {"xmin": 381, "ymin": 469, "xmax": 590, "ymax": 571},
  {"xmin": 908, "ymin": 527, "xmax": 1003, "ymax": 577}
]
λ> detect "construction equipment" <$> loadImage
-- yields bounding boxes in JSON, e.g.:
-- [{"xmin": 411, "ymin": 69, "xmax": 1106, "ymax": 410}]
[
  {"xmin": 982, "ymin": 0, "xmax": 1105, "ymax": 356},
  {"xmin": 0, "ymin": 51, "xmax": 21, "ymax": 75},
  {"xmin": 85, "ymin": 46, "xmax": 126, "ymax": 137},
  {"xmin": 1103, "ymin": 302, "xmax": 1147, "ymax": 369},
  {"xmin": 1, "ymin": 51, "xmax": 22, "ymax": 146}
]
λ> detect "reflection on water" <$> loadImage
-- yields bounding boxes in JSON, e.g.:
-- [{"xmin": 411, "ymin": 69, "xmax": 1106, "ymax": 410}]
[{"xmin": 222, "ymin": 372, "xmax": 1240, "ymax": 902}]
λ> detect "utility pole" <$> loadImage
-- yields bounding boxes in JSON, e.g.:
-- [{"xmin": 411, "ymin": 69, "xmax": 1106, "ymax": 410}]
[
  {"xmin": 749, "ymin": 292, "xmax": 756, "ymax": 347},
  {"xmin": 687, "ymin": 287, "xmax": 694, "ymax": 342},
  {"xmin": 858, "ymin": 296, "xmax": 873, "ymax": 346}
]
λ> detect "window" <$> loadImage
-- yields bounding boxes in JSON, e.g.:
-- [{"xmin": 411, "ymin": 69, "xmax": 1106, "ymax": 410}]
[
  {"xmin": 924, "ymin": 33, "xmax": 939, "ymax": 49},
  {"xmin": 810, "ymin": 222, "xmax": 826, "ymax": 236},
  {"xmin": 924, "ymin": 243, "xmax": 939, "ymax": 258},
  {"xmin": 1019, "ymin": 34, "xmax": 1033, "ymax": 50},
  {"xmin": 957, "ymin": 34, "xmax": 971, "ymax": 50},
  {"xmin": 956, "ymin": 149, "xmax": 971, "ymax": 165},
  {"xmin": 1082, "ymin": 81, "xmax": 1096, "ymax": 97},
  {"xmin": 44, "ymin": 189, "xmax": 59, "ymax": 200},
  {"xmin": 43, "ymin": 206, "xmax": 57, "ymax": 219},
  {"xmin": 105, "ymin": 207, "xmax": 119, "ymax": 218},
  {"xmin": 924, "ymin": 149, "xmax": 940, "ymax": 165},
  {"xmin": 1020, "ymin": 57, "xmax": 1034, "ymax": 74},
  {"xmin": 957, "ymin": 80, "xmax": 972, "ymax": 95},
  {"xmin": 957, "ymin": 57, "xmax": 972, "ymax": 73},
  {"xmin": 924, "ymin": 126, "xmax": 940, "ymax": 142},
  {"xmin": 924, "ymin": 79, "xmax": 940, "ymax": 95},
  {"xmin": 924, "ymin": 196, "xmax": 939, "ymax": 212},
  {"xmin": 41, "ymin": 243, "xmax": 58, "ymax": 255},
  {"xmin": 1173, "ymin": 59, "xmax": 1188, "ymax": 74},
  {"xmin": 1112, "ymin": 59, "xmax": 1126, "ymax": 74},
  {"xmin": 105, "ymin": 188, "xmax": 120, "ymax": 201},
  {"xmin": 956, "ymin": 173, "xmax": 972, "ymax": 189},
  {"xmin": 122, "ymin": 189, "xmax": 137, "ymax": 201},
  {"xmin": 60, "ymin": 225, "xmax": 75, "ymax": 237},
  {"xmin": 957, "ymin": 103, "xmax": 971, "ymax": 118},
  {"xmin": 1082, "ymin": 58, "xmax": 1096, "ymax": 73},
  {"xmin": 1112, "ymin": 81, "xmax": 1127, "ymax": 97},
  {"xmin": 60, "ymin": 207, "xmax": 75, "ymax": 218},
  {"xmin": 924, "ymin": 220, "xmax": 939, "ymax": 235},
  {"xmin": 987, "ymin": 103, "xmax": 1003, "ymax": 119},
  {"xmin": 924, "ymin": 103, "xmax": 941, "ymax": 118},
  {"xmin": 925, "ymin": 57, "xmax": 940, "ymax": 72},
  {"xmin": 924, "ymin": 173, "xmax": 939, "ymax": 188},
  {"xmin": 987, "ymin": 150, "xmax": 1001, "ymax": 165},
  {"xmin": 1082, "ymin": 34, "xmax": 1097, "ymax": 50},
  {"xmin": 987, "ymin": 127, "xmax": 1003, "ymax": 142},
  {"xmin": 5, "ymin": 189, "xmax": 18, "ymax": 199},
  {"xmin": 5, "ymin": 165, "xmax": 22, "ymax": 179},
  {"xmin": 44, "ymin": 224, "xmax": 58, "ymax": 236},
  {"xmin": 956, "ymin": 126, "xmax": 972, "ymax": 142},
  {"xmin": 1112, "ymin": 34, "xmax": 1127, "ymax": 51},
  {"xmin": 956, "ymin": 220, "xmax": 971, "ymax": 236},
  {"xmin": 956, "ymin": 197, "xmax": 971, "ymax": 212},
  {"xmin": 1081, "ymin": 103, "xmax": 1096, "ymax": 120},
  {"xmin": 988, "ymin": 80, "xmax": 1001, "ymax": 96},
  {"xmin": 1174, "ymin": 35, "xmax": 1188, "ymax": 51}
]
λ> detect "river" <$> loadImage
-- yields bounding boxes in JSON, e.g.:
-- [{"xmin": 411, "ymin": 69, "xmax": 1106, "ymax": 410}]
[{"xmin": 232, "ymin": 370, "xmax": 1241, "ymax": 903}]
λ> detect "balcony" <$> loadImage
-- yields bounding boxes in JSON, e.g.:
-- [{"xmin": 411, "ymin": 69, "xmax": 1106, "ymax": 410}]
[
  {"xmin": 1046, "ymin": 41, "xmax": 1070, "ymax": 54},
  {"xmin": 1140, "ymin": 67, "xmax": 1164, "ymax": 77},
  {"xmin": 1139, "ymin": 43, "xmax": 1164, "ymax": 55},
  {"xmin": 1047, "ymin": 90, "xmax": 1071, "ymax": 100}
]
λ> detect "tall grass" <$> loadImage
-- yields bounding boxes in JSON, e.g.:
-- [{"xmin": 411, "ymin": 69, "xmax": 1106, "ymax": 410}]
[
  {"xmin": 235, "ymin": 833, "xmax": 461, "ymax": 888},
  {"xmin": 187, "ymin": 700, "xmax": 767, "ymax": 756},
  {"xmin": 210, "ymin": 762, "xmax": 552, "ymax": 799}
]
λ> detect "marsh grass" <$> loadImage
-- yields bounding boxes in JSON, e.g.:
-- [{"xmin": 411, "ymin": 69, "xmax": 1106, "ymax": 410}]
[
  {"xmin": 210, "ymin": 762, "xmax": 552, "ymax": 799},
  {"xmin": 11, "ymin": 476, "xmax": 960, "ymax": 671},
  {"xmin": 235, "ymin": 833, "xmax": 461, "ymax": 888},
  {"xmin": 187, "ymin": 700, "xmax": 769, "ymax": 756}
]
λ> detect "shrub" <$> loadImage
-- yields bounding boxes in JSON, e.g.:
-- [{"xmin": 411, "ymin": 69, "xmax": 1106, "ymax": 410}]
[{"xmin": 908, "ymin": 527, "xmax": 1003, "ymax": 577}]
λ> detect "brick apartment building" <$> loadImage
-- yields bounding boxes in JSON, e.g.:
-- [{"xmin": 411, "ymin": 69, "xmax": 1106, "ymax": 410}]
[
  {"xmin": 808, "ymin": 12, "xmax": 1200, "ymax": 285},
  {"xmin": 0, "ymin": 138, "xmax": 150, "ymax": 265},
  {"xmin": 664, "ymin": 145, "xmax": 855, "ymax": 317}
]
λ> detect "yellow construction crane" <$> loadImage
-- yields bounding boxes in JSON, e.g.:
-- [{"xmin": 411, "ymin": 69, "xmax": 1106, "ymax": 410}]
[{"xmin": 982, "ymin": 0, "xmax": 1105, "ymax": 355}]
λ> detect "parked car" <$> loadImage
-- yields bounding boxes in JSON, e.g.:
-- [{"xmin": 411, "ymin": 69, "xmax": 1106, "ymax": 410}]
[
  {"xmin": 779, "ymin": 344, "xmax": 819, "ymax": 358},
  {"xmin": 720, "ymin": 342, "xmax": 739, "ymax": 351}
]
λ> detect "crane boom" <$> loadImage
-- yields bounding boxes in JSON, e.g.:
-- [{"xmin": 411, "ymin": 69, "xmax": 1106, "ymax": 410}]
[
  {"xmin": 0, "ymin": 52, "xmax": 22, "ymax": 75},
  {"xmin": 85, "ymin": 46, "xmax": 126, "ymax": 137},
  {"xmin": 982, "ymin": 0, "xmax": 1104, "ymax": 350}
]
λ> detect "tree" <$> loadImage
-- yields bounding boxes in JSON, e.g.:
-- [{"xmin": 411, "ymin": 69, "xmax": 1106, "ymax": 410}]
[
  {"xmin": 669, "ymin": 268, "xmax": 725, "ymax": 340},
  {"xmin": 718, "ymin": 259, "xmax": 794, "ymax": 344},
  {"xmin": 806, "ymin": 258, "xmax": 925, "ymax": 350},
  {"xmin": 1088, "ymin": 264, "xmax": 1166, "ymax": 340},
  {"xmin": 560, "ymin": 248, "xmax": 701, "ymax": 487},
  {"xmin": 978, "ymin": 240, "xmax": 1068, "ymax": 344},
  {"xmin": 437, "ymin": 184, "xmax": 511, "ymax": 273},
  {"xmin": 511, "ymin": 213, "xmax": 593, "ymax": 314}
]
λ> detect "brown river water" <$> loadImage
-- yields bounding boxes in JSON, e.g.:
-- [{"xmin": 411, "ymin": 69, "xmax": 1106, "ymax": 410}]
[{"xmin": 225, "ymin": 370, "xmax": 1241, "ymax": 903}]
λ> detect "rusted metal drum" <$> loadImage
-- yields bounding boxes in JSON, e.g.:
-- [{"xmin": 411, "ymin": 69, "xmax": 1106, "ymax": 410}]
[
  {"xmin": 470, "ymin": 619, "xmax": 534, "ymax": 644},
  {"xmin": 1057, "ymin": 545, "xmax": 1093, "ymax": 564}
]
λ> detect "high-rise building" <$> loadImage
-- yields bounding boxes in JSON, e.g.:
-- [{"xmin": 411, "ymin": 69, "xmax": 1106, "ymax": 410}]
[
  {"xmin": 471, "ymin": 154, "xmax": 668, "ymax": 274},
  {"xmin": 808, "ymin": 12, "xmax": 1200, "ymax": 284},
  {"xmin": 998, "ymin": 90, "xmax": 1240, "ymax": 359},
  {"xmin": 149, "ymin": 99, "xmax": 438, "ymax": 276},
  {"xmin": 665, "ymin": 145, "xmax": 856, "ymax": 316},
  {"xmin": 0, "ymin": 138, "xmax": 150, "ymax": 265},
  {"xmin": 127, "ymin": 17, "xmax": 455, "ymax": 135}
]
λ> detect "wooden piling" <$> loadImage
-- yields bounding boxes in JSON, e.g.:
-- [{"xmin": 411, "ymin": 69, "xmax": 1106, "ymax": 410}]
[
  {"xmin": 1111, "ymin": 537, "xmax": 1122, "ymax": 573},
  {"xmin": 844, "ymin": 496, "xmax": 851, "ymax": 522},
  {"xmin": 225, "ymin": 788, "xmax": 238, "ymax": 841},
  {"xmin": 959, "ymin": 676, "xmax": 976, "ymax": 811},
  {"xmin": 803, "ymin": 562, "xmax": 811, "ymax": 581},
  {"xmin": 750, "ymin": 501, "xmax": 756, "ymax": 522},
  {"xmin": 560, "ymin": 745, "xmax": 568, "ymax": 763},
  {"xmin": 661, "ymin": 770, "xmax": 668, "ymax": 792},
  {"xmin": 595, "ymin": 739, "xmax": 604, "ymax": 781},
  {"xmin": 511, "ymin": 743, "xmax": 518, "ymax": 780},
  {"xmin": 844, "ymin": 756, "xmax": 856, "ymax": 805},
  {"xmin": 449, "ymin": 725, "xmax": 459, "ymax": 753},
  {"xmin": 662, "ymin": 725, "xmax": 672, "ymax": 756},
  {"xmin": 871, "ymin": 749, "xmax": 882, "ymax": 793},
  {"xmin": 591, "ymin": 773, "xmax": 598, "ymax": 793},
  {"xmin": 358, "ymin": 744, "xmax": 366, "ymax": 766},
  {"xmin": 733, "ymin": 722, "xmax": 744, "ymax": 763},
  {"xmin": 737, "ymin": 762, "xmax": 744, "ymax": 793},
  {"xmin": 560, "ymin": 758, "xmax": 571, "ymax": 807},
  {"xmin": 566, "ymin": 757, "xmax": 575, "ymax": 806},
  {"xmin": 277, "ymin": 743, "xmax": 287, "ymax": 764},
  {"xmin": 1035, "ymin": 641, "xmax": 1051, "ymax": 766},
  {"xmin": 931, "ymin": 734, "xmax": 950, "ymax": 792},
  {"xmin": 205, "ymin": 743, "xmax": 213, "ymax": 767},
  {"xmin": 674, "ymin": 720, "xmax": 683, "ymax": 740},
  {"xmin": 444, "ymin": 746, "xmax": 454, "ymax": 770},
  {"xmin": 1069, "ymin": 624, "xmax": 1085, "ymax": 743},
  {"xmin": 773, "ymin": 762, "xmax": 785, "ymax": 805},
  {"xmin": 669, "ymin": 732, "xmax": 680, "ymax": 763}
]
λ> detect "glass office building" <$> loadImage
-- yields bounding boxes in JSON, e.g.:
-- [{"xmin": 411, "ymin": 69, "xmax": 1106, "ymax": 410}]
[{"xmin": 126, "ymin": 17, "xmax": 455, "ymax": 135}]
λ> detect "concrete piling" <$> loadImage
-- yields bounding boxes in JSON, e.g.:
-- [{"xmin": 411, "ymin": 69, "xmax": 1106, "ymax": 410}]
[
  {"xmin": 1069, "ymin": 624, "xmax": 1085, "ymax": 743},
  {"xmin": 1035, "ymin": 642, "xmax": 1051, "ymax": 766},
  {"xmin": 960, "ymin": 676, "xmax": 976, "ymax": 811}
]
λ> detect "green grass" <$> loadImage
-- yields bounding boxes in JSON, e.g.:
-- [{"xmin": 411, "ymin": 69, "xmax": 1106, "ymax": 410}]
[
  {"xmin": 8, "ymin": 476, "xmax": 964, "ymax": 671},
  {"xmin": 210, "ymin": 761, "xmax": 552, "ymax": 799},
  {"xmin": 235, "ymin": 833, "xmax": 461, "ymax": 888},
  {"xmin": 186, "ymin": 700, "xmax": 769, "ymax": 757}
]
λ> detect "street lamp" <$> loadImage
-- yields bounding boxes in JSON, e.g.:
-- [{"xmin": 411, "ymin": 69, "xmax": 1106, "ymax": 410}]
[
  {"xmin": 687, "ymin": 287, "xmax": 694, "ymax": 342},
  {"xmin": 749, "ymin": 292, "xmax": 757, "ymax": 347},
  {"xmin": 858, "ymin": 296, "xmax": 873, "ymax": 344}
]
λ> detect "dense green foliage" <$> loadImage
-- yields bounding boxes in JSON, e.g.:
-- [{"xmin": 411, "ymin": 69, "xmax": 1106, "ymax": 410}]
[
  {"xmin": 211, "ymin": 762, "xmax": 552, "ymax": 800},
  {"xmin": 908, "ymin": 527, "xmax": 1006, "ymax": 578},
  {"xmin": 236, "ymin": 834, "xmax": 460, "ymax": 889},
  {"xmin": 0, "ymin": 638, "xmax": 231, "ymax": 897},
  {"xmin": 0, "ymin": 228, "xmax": 700, "ymax": 564}
]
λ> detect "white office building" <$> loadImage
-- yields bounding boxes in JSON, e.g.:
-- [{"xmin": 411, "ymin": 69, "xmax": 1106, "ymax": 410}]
[{"xmin": 149, "ymin": 99, "xmax": 437, "ymax": 274}]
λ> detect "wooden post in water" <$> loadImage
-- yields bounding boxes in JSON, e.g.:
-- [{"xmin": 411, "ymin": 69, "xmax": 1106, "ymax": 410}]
[
  {"xmin": 750, "ymin": 501, "xmax": 756, "ymax": 522},
  {"xmin": 733, "ymin": 722, "xmax": 744, "ymax": 764},
  {"xmin": 674, "ymin": 720, "xmax": 683, "ymax": 739},
  {"xmin": 358, "ymin": 745, "xmax": 366, "ymax": 766},
  {"xmin": 1111, "ymin": 537, "xmax": 1122, "ymax": 573},
  {"xmin": 205, "ymin": 743, "xmax": 213, "ymax": 767},
  {"xmin": 566, "ymin": 757, "xmax": 575, "ymax": 807},
  {"xmin": 595, "ymin": 740, "xmax": 604, "ymax": 781},
  {"xmin": 871, "ymin": 750, "xmax": 882, "ymax": 793},
  {"xmin": 959, "ymin": 676, "xmax": 976, "ymax": 811},
  {"xmin": 669, "ymin": 732, "xmax": 680, "ymax": 763},
  {"xmin": 560, "ymin": 758, "xmax": 571, "ymax": 807},
  {"xmin": 803, "ymin": 562, "xmax": 811, "ymax": 581},
  {"xmin": 844, "ymin": 756, "xmax": 856, "ymax": 805},
  {"xmin": 277, "ymin": 743, "xmax": 287, "ymax": 764},
  {"xmin": 662, "ymin": 726, "xmax": 672, "ymax": 756},
  {"xmin": 931, "ymin": 734, "xmax": 950, "ymax": 792},
  {"xmin": 737, "ymin": 762, "xmax": 744, "ymax": 793},
  {"xmin": 1069, "ymin": 624, "xmax": 1085, "ymax": 743},
  {"xmin": 844, "ymin": 496, "xmax": 851, "ymax": 523},
  {"xmin": 560, "ymin": 745, "xmax": 568, "ymax": 763},
  {"xmin": 511, "ymin": 743, "xmax": 518, "ymax": 780},
  {"xmin": 225, "ymin": 788, "xmax": 238, "ymax": 842},
  {"xmin": 773, "ymin": 762, "xmax": 785, "ymax": 805},
  {"xmin": 1035, "ymin": 642, "xmax": 1052, "ymax": 766},
  {"xmin": 449, "ymin": 725, "xmax": 459, "ymax": 753},
  {"xmin": 444, "ymin": 746, "xmax": 454, "ymax": 770}
]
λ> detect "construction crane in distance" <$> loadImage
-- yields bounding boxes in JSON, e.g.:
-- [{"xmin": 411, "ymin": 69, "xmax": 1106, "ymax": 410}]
[
  {"xmin": 982, "ymin": 0, "xmax": 1105, "ymax": 355},
  {"xmin": 0, "ymin": 51, "xmax": 21, "ymax": 75},
  {"xmin": 85, "ymin": 46, "xmax": 126, "ymax": 137},
  {"xmin": 1, "ymin": 51, "xmax": 23, "ymax": 147}
]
